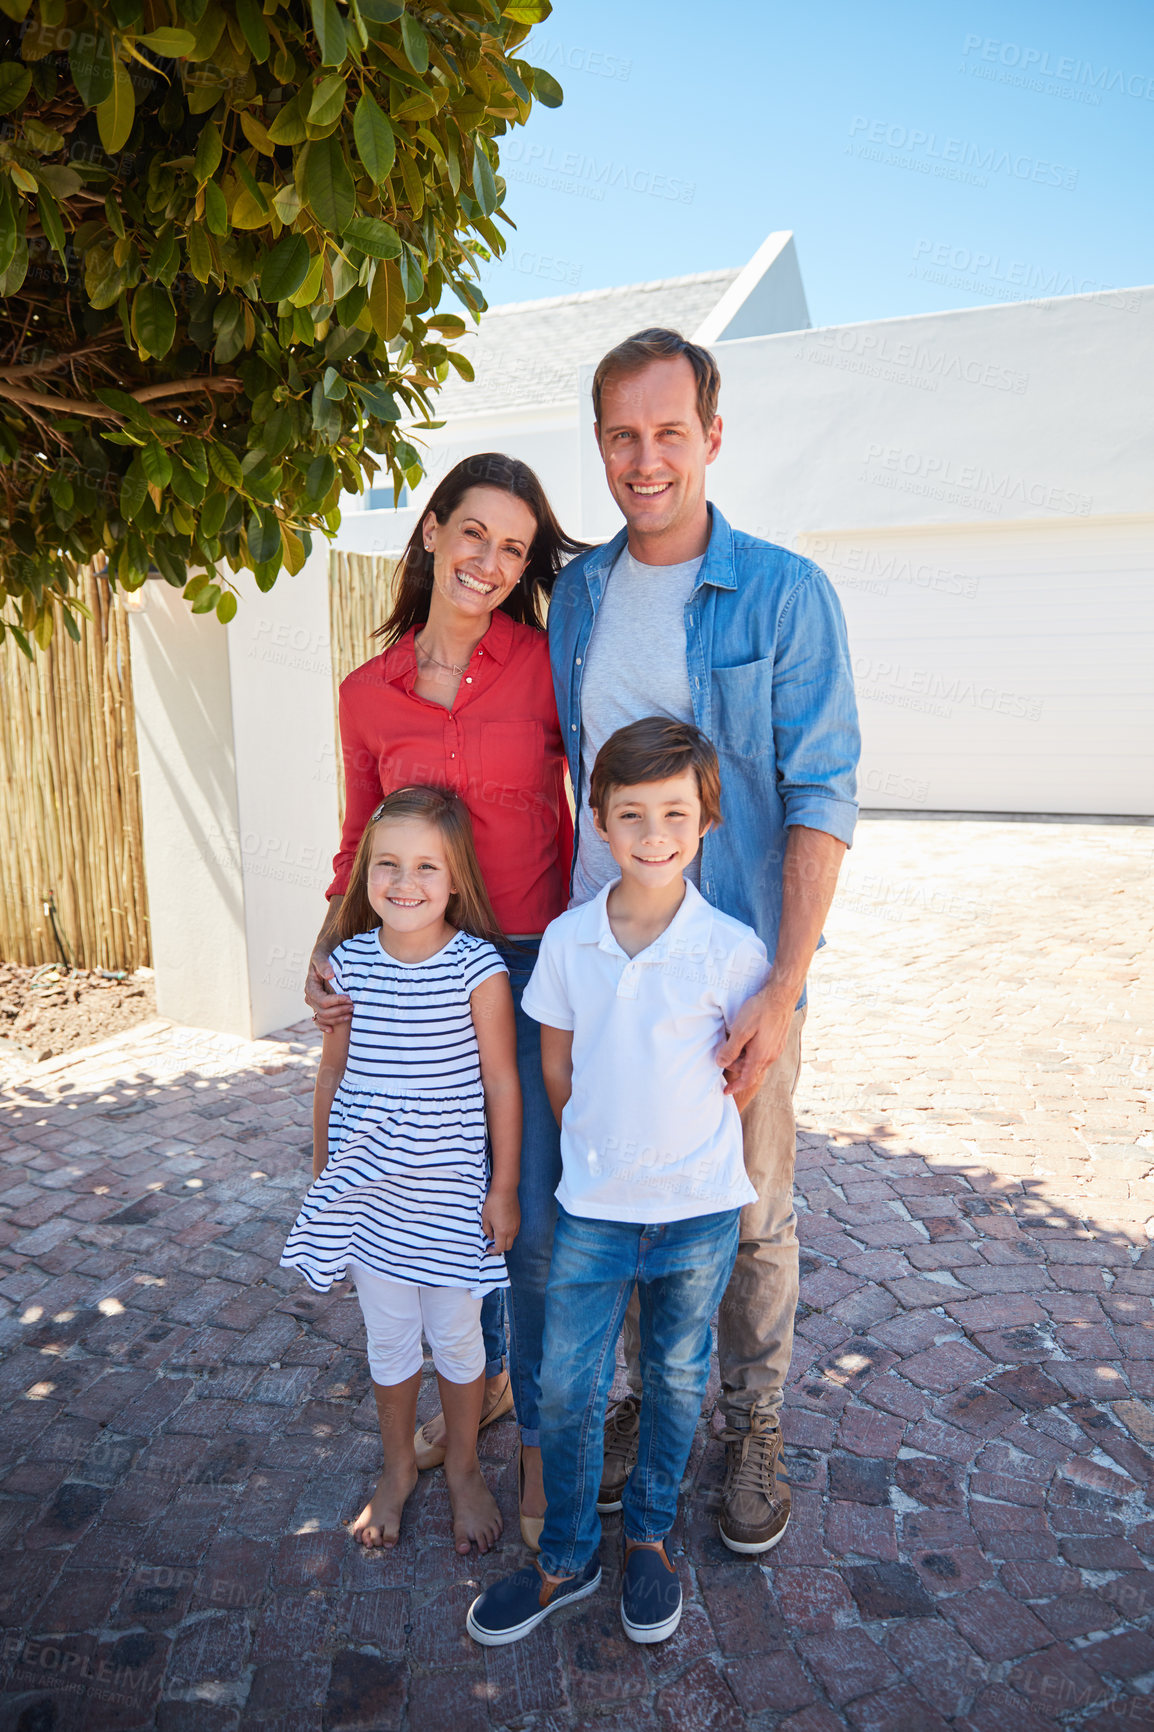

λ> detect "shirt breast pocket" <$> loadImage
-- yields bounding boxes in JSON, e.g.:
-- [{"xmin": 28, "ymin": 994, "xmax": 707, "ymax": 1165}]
[
  {"xmin": 710, "ymin": 659, "xmax": 773, "ymax": 758},
  {"xmin": 478, "ymin": 720, "xmax": 547, "ymax": 816}
]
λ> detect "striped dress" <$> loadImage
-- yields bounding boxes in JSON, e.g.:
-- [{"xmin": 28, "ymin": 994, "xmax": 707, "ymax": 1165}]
[{"xmin": 281, "ymin": 928, "xmax": 510, "ymax": 1296}]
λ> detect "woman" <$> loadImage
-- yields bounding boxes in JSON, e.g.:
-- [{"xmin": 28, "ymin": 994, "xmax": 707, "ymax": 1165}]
[{"xmin": 306, "ymin": 452, "xmax": 583, "ymax": 1548}]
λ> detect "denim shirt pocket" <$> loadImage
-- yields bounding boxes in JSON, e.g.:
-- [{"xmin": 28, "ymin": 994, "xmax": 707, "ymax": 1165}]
[{"xmin": 710, "ymin": 658, "xmax": 774, "ymax": 758}]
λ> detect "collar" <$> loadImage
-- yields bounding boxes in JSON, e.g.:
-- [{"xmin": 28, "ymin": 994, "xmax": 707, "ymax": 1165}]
[
  {"xmin": 574, "ymin": 877, "xmax": 710, "ymax": 959},
  {"xmin": 582, "ymin": 505, "xmax": 738, "ymax": 598},
  {"xmin": 382, "ymin": 606, "xmax": 516, "ymax": 687}
]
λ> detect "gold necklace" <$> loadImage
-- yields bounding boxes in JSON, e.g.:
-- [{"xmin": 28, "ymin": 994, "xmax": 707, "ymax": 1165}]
[{"xmin": 415, "ymin": 632, "xmax": 471, "ymax": 677}]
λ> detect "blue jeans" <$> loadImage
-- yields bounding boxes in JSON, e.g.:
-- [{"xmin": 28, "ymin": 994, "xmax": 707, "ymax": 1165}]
[
  {"xmin": 479, "ymin": 939, "xmax": 563, "ymax": 1444},
  {"xmin": 537, "ymin": 1204, "xmax": 741, "ymax": 1579}
]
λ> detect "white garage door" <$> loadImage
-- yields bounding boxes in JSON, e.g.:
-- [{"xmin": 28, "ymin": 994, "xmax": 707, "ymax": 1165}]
[{"xmin": 797, "ymin": 519, "xmax": 1154, "ymax": 816}]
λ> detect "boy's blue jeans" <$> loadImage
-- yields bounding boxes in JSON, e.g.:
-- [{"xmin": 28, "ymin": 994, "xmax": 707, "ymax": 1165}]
[{"xmin": 537, "ymin": 1203, "xmax": 741, "ymax": 1580}]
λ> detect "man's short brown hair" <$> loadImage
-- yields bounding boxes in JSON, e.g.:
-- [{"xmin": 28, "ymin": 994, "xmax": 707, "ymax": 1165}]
[
  {"xmin": 589, "ymin": 717, "xmax": 723, "ymax": 828},
  {"xmin": 592, "ymin": 328, "xmax": 721, "ymax": 437}
]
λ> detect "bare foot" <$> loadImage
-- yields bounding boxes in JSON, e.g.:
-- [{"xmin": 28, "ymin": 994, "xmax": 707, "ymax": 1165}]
[
  {"xmin": 446, "ymin": 1459, "xmax": 503, "ymax": 1555},
  {"xmin": 350, "ymin": 1460, "xmax": 418, "ymax": 1549},
  {"xmin": 416, "ymin": 1372, "xmax": 508, "ymax": 1463}
]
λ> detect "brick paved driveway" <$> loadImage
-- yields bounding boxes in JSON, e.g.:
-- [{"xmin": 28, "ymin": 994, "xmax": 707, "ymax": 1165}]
[{"xmin": 1, "ymin": 818, "xmax": 1151, "ymax": 1731}]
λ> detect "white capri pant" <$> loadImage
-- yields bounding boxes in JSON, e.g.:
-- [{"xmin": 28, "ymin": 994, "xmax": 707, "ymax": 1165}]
[{"xmin": 349, "ymin": 1262, "xmax": 485, "ymax": 1387}]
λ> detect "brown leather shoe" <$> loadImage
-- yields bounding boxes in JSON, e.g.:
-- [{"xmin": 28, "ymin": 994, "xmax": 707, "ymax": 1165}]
[
  {"xmin": 718, "ymin": 1413, "xmax": 790, "ymax": 1555},
  {"xmin": 596, "ymin": 1394, "xmax": 641, "ymax": 1512},
  {"xmin": 413, "ymin": 1370, "xmax": 514, "ymax": 1471}
]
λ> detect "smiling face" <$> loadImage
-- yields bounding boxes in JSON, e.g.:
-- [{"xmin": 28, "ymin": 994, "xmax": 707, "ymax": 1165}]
[
  {"xmin": 422, "ymin": 485, "xmax": 537, "ymax": 623},
  {"xmin": 593, "ymin": 770, "xmax": 707, "ymax": 893},
  {"xmin": 365, "ymin": 816, "xmax": 455, "ymax": 939},
  {"xmin": 595, "ymin": 357, "xmax": 722, "ymax": 555}
]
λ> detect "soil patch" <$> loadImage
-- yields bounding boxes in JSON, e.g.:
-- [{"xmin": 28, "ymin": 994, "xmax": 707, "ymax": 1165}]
[{"xmin": 0, "ymin": 961, "xmax": 157, "ymax": 1064}]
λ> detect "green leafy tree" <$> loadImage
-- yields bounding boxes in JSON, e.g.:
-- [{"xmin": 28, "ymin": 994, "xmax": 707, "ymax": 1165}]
[{"xmin": 0, "ymin": 0, "xmax": 560, "ymax": 650}]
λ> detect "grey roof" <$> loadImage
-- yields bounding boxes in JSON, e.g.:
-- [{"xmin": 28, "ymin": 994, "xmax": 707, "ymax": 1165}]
[{"xmin": 432, "ymin": 269, "xmax": 741, "ymax": 420}]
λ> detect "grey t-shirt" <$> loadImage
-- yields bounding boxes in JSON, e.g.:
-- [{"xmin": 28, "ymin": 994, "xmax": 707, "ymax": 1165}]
[{"xmin": 572, "ymin": 546, "xmax": 704, "ymax": 904}]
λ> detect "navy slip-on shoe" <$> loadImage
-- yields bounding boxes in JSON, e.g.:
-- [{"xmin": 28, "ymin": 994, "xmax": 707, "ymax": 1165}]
[
  {"xmin": 620, "ymin": 1541, "xmax": 682, "ymax": 1644},
  {"xmin": 466, "ymin": 1556, "xmax": 602, "ymax": 1647}
]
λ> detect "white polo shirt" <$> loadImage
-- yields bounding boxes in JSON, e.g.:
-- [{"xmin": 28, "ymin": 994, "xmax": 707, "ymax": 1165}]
[{"xmin": 522, "ymin": 880, "xmax": 768, "ymax": 1224}]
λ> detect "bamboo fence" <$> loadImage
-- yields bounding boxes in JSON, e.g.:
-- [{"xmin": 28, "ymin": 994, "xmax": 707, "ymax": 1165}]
[
  {"xmin": 327, "ymin": 549, "xmax": 399, "ymax": 814},
  {"xmin": 0, "ymin": 567, "xmax": 150, "ymax": 970}
]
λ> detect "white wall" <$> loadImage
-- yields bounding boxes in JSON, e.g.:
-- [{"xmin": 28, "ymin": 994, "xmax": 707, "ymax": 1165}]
[
  {"xmin": 335, "ymin": 406, "xmax": 583, "ymax": 554},
  {"xmin": 577, "ymin": 288, "xmax": 1154, "ymax": 814},
  {"xmin": 130, "ymin": 583, "xmax": 251, "ymax": 1034},
  {"xmin": 130, "ymin": 546, "xmax": 339, "ymax": 1039}
]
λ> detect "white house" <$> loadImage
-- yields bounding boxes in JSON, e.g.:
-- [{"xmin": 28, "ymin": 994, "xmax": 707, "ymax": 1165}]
[{"xmin": 129, "ymin": 229, "xmax": 1154, "ymax": 1037}]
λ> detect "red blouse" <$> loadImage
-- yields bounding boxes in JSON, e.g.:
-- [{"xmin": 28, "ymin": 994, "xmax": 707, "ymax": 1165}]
[{"xmin": 328, "ymin": 609, "xmax": 573, "ymax": 935}]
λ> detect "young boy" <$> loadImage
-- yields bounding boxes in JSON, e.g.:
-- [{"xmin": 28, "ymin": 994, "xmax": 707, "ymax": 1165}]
[{"xmin": 467, "ymin": 717, "xmax": 769, "ymax": 1648}]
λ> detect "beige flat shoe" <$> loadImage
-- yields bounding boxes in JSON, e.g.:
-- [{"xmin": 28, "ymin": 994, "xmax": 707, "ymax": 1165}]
[
  {"xmin": 519, "ymin": 1444, "xmax": 545, "ymax": 1553},
  {"xmin": 413, "ymin": 1370, "xmax": 514, "ymax": 1471}
]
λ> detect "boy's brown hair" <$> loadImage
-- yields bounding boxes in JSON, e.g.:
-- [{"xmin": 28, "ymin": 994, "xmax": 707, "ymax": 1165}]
[
  {"xmin": 589, "ymin": 717, "xmax": 723, "ymax": 829},
  {"xmin": 592, "ymin": 327, "xmax": 721, "ymax": 437},
  {"xmin": 337, "ymin": 786, "xmax": 504, "ymax": 946}
]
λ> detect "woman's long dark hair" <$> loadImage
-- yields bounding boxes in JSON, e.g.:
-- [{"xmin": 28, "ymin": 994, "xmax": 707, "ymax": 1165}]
[{"xmin": 374, "ymin": 452, "xmax": 587, "ymax": 645}]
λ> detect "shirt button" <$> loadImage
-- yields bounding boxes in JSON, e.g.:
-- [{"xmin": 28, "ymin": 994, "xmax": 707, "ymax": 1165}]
[
  {"xmin": 571, "ymin": 724, "xmax": 577, "ymax": 732},
  {"xmin": 465, "ymin": 677, "xmax": 472, "ymax": 684},
  {"xmin": 576, "ymin": 657, "xmax": 582, "ymax": 666}
]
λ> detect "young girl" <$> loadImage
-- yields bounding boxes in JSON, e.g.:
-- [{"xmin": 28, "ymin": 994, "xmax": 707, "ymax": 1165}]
[{"xmin": 282, "ymin": 786, "xmax": 521, "ymax": 1556}]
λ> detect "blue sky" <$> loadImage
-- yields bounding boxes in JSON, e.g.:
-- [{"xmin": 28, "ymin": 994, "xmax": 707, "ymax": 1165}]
[{"xmin": 478, "ymin": 0, "xmax": 1154, "ymax": 329}]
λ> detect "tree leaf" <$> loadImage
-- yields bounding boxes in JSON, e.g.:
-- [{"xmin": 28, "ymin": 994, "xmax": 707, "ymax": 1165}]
[
  {"xmin": 289, "ymin": 248, "xmax": 325, "ymax": 307},
  {"xmin": 234, "ymin": 0, "xmax": 269, "ymax": 64},
  {"xmin": 35, "ymin": 189, "xmax": 66, "ymax": 264},
  {"xmin": 344, "ymin": 215, "xmax": 401, "ymax": 259},
  {"xmin": 305, "ymin": 453, "xmax": 335, "ymax": 501},
  {"xmin": 310, "ymin": 0, "xmax": 347, "ymax": 67},
  {"xmin": 247, "ymin": 506, "xmax": 282, "ymax": 564},
  {"xmin": 70, "ymin": 35, "xmax": 114, "ymax": 108},
  {"xmin": 399, "ymin": 12, "xmax": 428, "ymax": 73},
  {"xmin": 208, "ymin": 442, "xmax": 244, "ymax": 488},
  {"xmin": 352, "ymin": 379, "xmax": 400, "ymax": 421},
  {"xmin": 187, "ymin": 224, "xmax": 214, "ymax": 282},
  {"xmin": 368, "ymin": 257, "xmax": 406, "ymax": 339},
  {"xmin": 233, "ymin": 155, "xmax": 270, "ymax": 215},
  {"xmin": 190, "ymin": 581, "xmax": 221, "ymax": 613},
  {"xmin": 307, "ymin": 72, "xmax": 347, "ymax": 126},
  {"xmin": 357, "ymin": 0, "xmax": 402, "ymax": 19},
  {"xmin": 302, "ymin": 134, "xmax": 355, "ymax": 232},
  {"xmin": 131, "ymin": 283, "xmax": 176, "ymax": 358},
  {"xmin": 322, "ymin": 364, "xmax": 347, "ymax": 400},
  {"xmin": 136, "ymin": 26, "xmax": 196, "ymax": 55},
  {"xmin": 240, "ymin": 110, "xmax": 275, "ymax": 154},
  {"xmin": 97, "ymin": 59, "xmax": 135, "ymax": 154},
  {"xmin": 352, "ymin": 92, "xmax": 395, "ymax": 184},
  {"xmin": 268, "ymin": 95, "xmax": 307, "ymax": 145},
  {"xmin": 216, "ymin": 590, "xmax": 238, "ymax": 623},
  {"xmin": 194, "ymin": 120, "xmax": 223, "ymax": 183},
  {"xmin": 260, "ymin": 232, "xmax": 311, "ymax": 301},
  {"xmin": 141, "ymin": 441, "xmax": 173, "ymax": 487},
  {"xmin": 527, "ymin": 65, "xmax": 563, "ymax": 107},
  {"xmin": 472, "ymin": 143, "xmax": 498, "ymax": 216},
  {"xmin": 0, "ymin": 61, "xmax": 31, "ymax": 114},
  {"xmin": 200, "ymin": 490, "xmax": 228, "ymax": 536},
  {"xmin": 397, "ymin": 245, "xmax": 423, "ymax": 303},
  {"xmin": 204, "ymin": 179, "xmax": 228, "ymax": 235}
]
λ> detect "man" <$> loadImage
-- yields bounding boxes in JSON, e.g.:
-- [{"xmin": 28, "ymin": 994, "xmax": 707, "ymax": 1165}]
[{"xmin": 548, "ymin": 327, "xmax": 859, "ymax": 1554}]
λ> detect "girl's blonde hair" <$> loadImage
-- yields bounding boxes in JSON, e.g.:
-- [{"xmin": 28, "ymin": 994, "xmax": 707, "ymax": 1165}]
[{"xmin": 337, "ymin": 786, "xmax": 504, "ymax": 947}]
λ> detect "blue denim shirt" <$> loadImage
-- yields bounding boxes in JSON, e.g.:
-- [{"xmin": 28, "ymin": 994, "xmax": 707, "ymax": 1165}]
[{"xmin": 547, "ymin": 504, "xmax": 861, "ymax": 982}]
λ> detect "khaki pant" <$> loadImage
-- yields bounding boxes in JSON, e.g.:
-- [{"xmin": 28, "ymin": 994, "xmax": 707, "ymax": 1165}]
[{"xmin": 624, "ymin": 1007, "xmax": 806, "ymax": 1429}]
